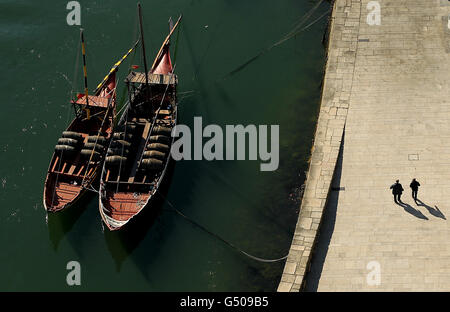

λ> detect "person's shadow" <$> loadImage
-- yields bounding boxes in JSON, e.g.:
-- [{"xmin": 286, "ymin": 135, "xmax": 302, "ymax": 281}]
[
  {"xmin": 415, "ymin": 199, "xmax": 446, "ymax": 220},
  {"xmin": 396, "ymin": 201, "xmax": 429, "ymax": 220}
]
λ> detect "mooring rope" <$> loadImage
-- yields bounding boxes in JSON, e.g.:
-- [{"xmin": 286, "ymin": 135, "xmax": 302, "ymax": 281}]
[
  {"xmin": 222, "ymin": 0, "xmax": 329, "ymax": 79},
  {"xmin": 84, "ymin": 184, "xmax": 100, "ymax": 194},
  {"xmin": 273, "ymin": 8, "xmax": 331, "ymax": 49},
  {"xmin": 281, "ymin": 0, "xmax": 326, "ymax": 43},
  {"xmin": 157, "ymin": 191, "xmax": 289, "ymax": 263}
]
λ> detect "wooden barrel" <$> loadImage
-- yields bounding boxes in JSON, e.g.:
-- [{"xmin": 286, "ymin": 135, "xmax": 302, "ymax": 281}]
[
  {"xmin": 113, "ymin": 132, "xmax": 133, "ymax": 141},
  {"xmin": 149, "ymin": 135, "xmax": 170, "ymax": 144},
  {"xmin": 84, "ymin": 142, "xmax": 104, "ymax": 151},
  {"xmin": 106, "ymin": 155, "xmax": 127, "ymax": 166},
  {"xmin": 80, "ymin": 149, "xmax": 100, "ymax": 160},
  {"xmin": 147, "ymin": 143, "xmax": 169, "ymax": 153},
  {"xmin": 57, "ymin": 138, "xmax": 79, "ymax": 147},
  {"xmin": 153, "ymin": 126, "xmax": 172, "ymax": 136},
  {"xmin": 55, "ymin": 144, "xmax": 76, "ymax": 154},
  {"xmin": 62, "ymin": 131, "xmax": 82, "ymax": 141},
  {"xmin": 108, "ymin": 147, "xmax": 130, "ymax": 156},
  {"xmin": 143, "ymin": 150, "xmax": 165, "ymax": 160},
  {"xmin": 111, "ymin": 140, "xmax": 131, "ymax": 149},
  {"xmin": 87, "ymin": 135, "xmax": 106, "ymax": 145},
  {"xmin": 141, "ymin": 158, "xmax": 163, "ymax": 170}
]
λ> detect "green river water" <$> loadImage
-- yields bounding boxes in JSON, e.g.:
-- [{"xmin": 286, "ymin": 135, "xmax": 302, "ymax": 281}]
[{"xmin": 0, "ymin": 0, "xmax": 329, "ymax": 291}]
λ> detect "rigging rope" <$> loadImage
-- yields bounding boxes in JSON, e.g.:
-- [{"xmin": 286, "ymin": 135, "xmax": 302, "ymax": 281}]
[
  {"xmin": 114, "ymin": 45, "xmax": 139, "ymax": 121},
  {"xmin": 114, "ymin": 99, "xmax": 129, "ymax": 120},
  {"xmin": 50, "ymin": 36, "xmax": 82, "ymax": 208},
  {"xmin": 157, "ymin": 191, "xmax": 289, "ymax": 263},
  {"xmin": 83, "ymin": 184, "xmax": 100, "ymax": 194},
  {"xmin": 116, "ymin": 107, "xmax": 129, "ymax": 194},
  {"xmin": 81, "ymin": 86, "xmax": 117, "ymax": 188},
  {"xmin": 222, "ymin": 0, "xmax": 329, "ymax": 79},
  {"xmin": 137, "ymin": 64, "xmax": 177, "ymax": 167}
]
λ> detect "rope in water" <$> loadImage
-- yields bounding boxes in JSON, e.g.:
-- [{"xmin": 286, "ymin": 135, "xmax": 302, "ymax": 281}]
[
  {"xmin": 157, "ymin": 191, "xmax": 289, "ymax": 263},
  {"xmin": 83, "ymin": 182, "xmax": 289, "ymax": 262},
  {"xmin": 278, "ymin": 0, "xmax": 326, "ymax": 45},
  {"xmin": 80, "ymin": 16, "xmax": 289, "ymax": 262},
  {"xmin": 223, "ymin": 0, "xmax": 329, "ymax": 79}
]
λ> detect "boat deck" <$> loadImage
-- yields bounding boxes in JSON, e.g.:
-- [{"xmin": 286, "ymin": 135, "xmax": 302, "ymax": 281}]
[
  {"xmin": 102, "ymin": 191, "xmax": 148, "ymax": 221},
  {"xmin": 72, "ymin": 95, "xmax": 110, "ymax": 108},
  {"xmin": 46, "ymin": 180, "xmax": 81, "ymax": 210}
]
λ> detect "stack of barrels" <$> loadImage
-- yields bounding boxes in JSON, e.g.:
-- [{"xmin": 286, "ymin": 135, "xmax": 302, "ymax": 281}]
[
  {"xmin": 140, "ymin": 125, "xmax": 172, "ymax": 171},
  {"xmin": 105, "ymin": 123, "xmax": 136, "ymax": 167},
  {"xmin": 54, "ymin": 131, "xmax": 83, "ymax": 156},
  {"xmin": 81, "ymin": 135, "xmax": 106, "ymax": 162}
]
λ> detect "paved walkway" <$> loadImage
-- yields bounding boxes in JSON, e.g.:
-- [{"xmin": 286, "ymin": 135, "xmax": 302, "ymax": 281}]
[
  {"xmin": 279, "ymin": 0, "xmax": 450, "ymax": 291},
  {"xmin": 309, "ymin": 0, "xmax": 450, "ymax": 291}
]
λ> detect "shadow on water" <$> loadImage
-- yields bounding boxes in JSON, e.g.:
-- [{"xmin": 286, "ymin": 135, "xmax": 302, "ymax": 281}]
[
  {"xmin": 213, "ymin": 81, "xmax": 235, "ymax": 108},
  {"xmin": 47, "ymin": 190, "xmax": 95, "ymax": 251},
  {"xmin": 397, "ymin": 201, "xmax": 428, "ymax": 220},
  {"xmin": 197, "ymin": 161, "xmax": 294, "ymax": 239},
  {"xmin": 101, "ymin": 95, "xmax": 206, "ymax": 285},
  {"xmin": 191, "ymin": 163, "xmax": 291, "ymax": 291},
  {"xmin": 416, "ymin": 199, "xmax": 446, "ymax": 220},
  {"xmin": 304, "ymin": 131, "xmax": 345, "ymax": 292},
  {"xmin": 128, "ymin": 158, "xmax": 203, "ymax": 286},
  {"xmin": 102, "ymin": 154, "xmax": 205, "ymax": 284}
]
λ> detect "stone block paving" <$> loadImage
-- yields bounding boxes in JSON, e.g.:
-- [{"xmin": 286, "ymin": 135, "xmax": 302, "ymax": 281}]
[
  {"xmin": 316, "ymin": 0, "xmax": 450, "ymax": 291},
  {"xmin": 279, "ymin": 0, "xmax": 450, "ymax": 292},
  {"xmin": 278, "ymin": 0, "xmax": 360, "ymax": 292}
]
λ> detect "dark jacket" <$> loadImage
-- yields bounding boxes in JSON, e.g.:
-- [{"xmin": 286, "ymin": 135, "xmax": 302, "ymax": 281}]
[
  {"xmin": 410, "ymin": 180, "xmax": 420, "ymax": 191},
  {"xmin": 390, "ymin": 182, "xmax": 404, "ymax": 195}
]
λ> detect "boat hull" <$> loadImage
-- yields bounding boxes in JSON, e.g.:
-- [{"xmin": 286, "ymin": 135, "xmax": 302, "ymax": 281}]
[
  {"xmin": 43, "ymin": 76, "xmax": 116, "ymax": 212},
  {"xmin": 43, "ymin": 166, "xmax": 101, "ymax": 212},
  {"xmin": 99, "ymin": 107, "xmax": 177, "ymax": 231},
  {"xmin": 99, "ymin": 18, "xmax": 181, "ymax": 231}
]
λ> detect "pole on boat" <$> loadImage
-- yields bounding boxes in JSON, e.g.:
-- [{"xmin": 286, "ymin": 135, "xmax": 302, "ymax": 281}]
[
  {"xmin": 80, "ymin": 29, "xmax": 89, "ymax": 105},
  {"xmin": 138, "ymin": 3, "xmax": 150, "ymax": 87},
  {"xmin": 80, "ymin": 28, "xmax": 90, "ymax": 119}
]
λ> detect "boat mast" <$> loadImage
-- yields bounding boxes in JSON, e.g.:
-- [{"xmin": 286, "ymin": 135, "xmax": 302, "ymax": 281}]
[
  {"xmin": 138, "ymin": 3, "xmax": 150, "ymax": 88},
  {"xmin": 80, "ymin": 28, "xmax": 90, "ymax": 108}
]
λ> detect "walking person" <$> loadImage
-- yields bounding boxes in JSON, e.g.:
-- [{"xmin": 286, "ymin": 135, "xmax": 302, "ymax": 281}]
[
  {"xmin": 390, "ymin": 180, "xmax": 404, "ymax": 203},
  {"xmin": 410, "ymin": 178, "xmax": 420, "ymax": 202}
]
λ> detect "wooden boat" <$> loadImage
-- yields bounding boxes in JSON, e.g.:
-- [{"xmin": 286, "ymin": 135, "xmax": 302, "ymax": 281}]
[
  {"xmin": 43, "ymin": 31, "xmax": 137, "ymax": 212},
  {"xmin": 99, "ymin": 9, "xmax": 182, "ymax": 231}
]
